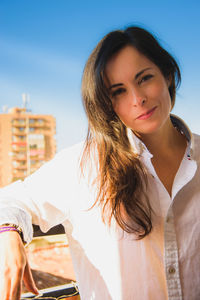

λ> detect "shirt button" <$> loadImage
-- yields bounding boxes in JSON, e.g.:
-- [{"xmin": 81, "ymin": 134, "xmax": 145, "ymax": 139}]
[{"xmin": 168, "ymin": 266, "xmax": 176, "ymax": 274}]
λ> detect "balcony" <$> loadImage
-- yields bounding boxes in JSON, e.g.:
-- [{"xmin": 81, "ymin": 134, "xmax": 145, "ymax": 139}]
[
  {"xmin": 12, "ymin": 155, "xmax": 27, "ymax": 161},
  {"xmin": 29, "ymin": 122, "xmax": 45, "ymax": 128},
  {"xmin": 12, "ymin": 141, "xmax": 27, "ymax": 146},
  {"xmin": 12, "ymin": 119, "xmax": 26, "ymax": 127},
  {"xmin": 12, "ymin": 128, "xmax": 27, "ymax": 135},
  {"xmin": 29, "ymin": 129, "xmax": 46, "ymax": 134},
  {"xmin": 14, "ymin": 165, "xmax": 27, "ymax": 170},
  {"xmin": 12, "ymin": 146, "xmax": 27, "ymax": 152},
  {"xmin": 12, "ymin": 169, "xmax": 27, "ymax": 179}
]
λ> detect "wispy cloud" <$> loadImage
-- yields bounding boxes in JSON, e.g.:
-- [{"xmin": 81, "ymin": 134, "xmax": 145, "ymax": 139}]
[{"xmin": 0, "ymin": 36, "xmax": 83, "ymax": 77}]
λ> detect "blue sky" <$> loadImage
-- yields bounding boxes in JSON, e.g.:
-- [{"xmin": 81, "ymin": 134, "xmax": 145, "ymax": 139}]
[{"xmin": 0, "ymin": 0, "xmax": 200, "ymax": 151}]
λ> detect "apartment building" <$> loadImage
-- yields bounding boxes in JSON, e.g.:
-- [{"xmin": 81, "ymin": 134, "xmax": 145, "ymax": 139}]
[{"xmin": 0, "ymin": 107, "xmax": 56, "ymax": 187}]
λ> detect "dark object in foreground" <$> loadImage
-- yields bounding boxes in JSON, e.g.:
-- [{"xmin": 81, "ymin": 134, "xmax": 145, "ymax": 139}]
[
  {"xmin": 21, "ymin": 282, "xmax": 79, "ymax": 299},
  {"xmin": 33, "ymin": 224, "xmax": 65, "ymax": 237},
  {"xmin": 21, "ymin": 269, "xmax": 79, "ymax": 299}
]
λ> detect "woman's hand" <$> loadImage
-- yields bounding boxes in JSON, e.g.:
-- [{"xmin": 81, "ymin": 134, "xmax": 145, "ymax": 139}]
[{"xmin": 0, "ymin": 230, "xmax": 39, "ymax": 300}]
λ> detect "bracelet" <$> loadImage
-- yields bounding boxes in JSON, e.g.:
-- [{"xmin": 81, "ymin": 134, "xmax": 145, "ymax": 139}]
[
  {"xmin": 0, "ymin": 223, "xmax": 26, "ymax": 245},
  {"xmin": 0, "ymin": 227, "xmax": 19, "ymax": 233}
]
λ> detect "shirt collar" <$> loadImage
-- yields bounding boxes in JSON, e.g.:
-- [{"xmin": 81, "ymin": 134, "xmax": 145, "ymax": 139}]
[{"xmin": 126, "ymin": 114, "xmax": 194, "ymax": 159}]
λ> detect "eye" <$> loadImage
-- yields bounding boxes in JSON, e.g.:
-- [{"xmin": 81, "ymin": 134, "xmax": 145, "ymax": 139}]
[
  {"xmin": 111, "ymin": 87, "xmax": 126, "ymax": 98},
  {"xmin": 138, "ymin": 74, "xmax": 153, "ymax": 85}
]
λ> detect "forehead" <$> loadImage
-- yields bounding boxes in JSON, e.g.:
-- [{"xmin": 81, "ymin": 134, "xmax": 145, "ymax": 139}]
[{"xmin": 104, "ymin": 46, "xmax": 156, "ymax": 84}]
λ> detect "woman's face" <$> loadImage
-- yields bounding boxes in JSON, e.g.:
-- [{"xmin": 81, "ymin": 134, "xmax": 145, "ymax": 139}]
[{"xmin": 104, "ymin": 46, "xmax": 172, "ymax": 137}]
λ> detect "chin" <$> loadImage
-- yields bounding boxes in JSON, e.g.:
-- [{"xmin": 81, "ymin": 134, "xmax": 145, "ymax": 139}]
[{"xmin": 133, "ymin": 121, "xmax": 163, "ymax": 136}]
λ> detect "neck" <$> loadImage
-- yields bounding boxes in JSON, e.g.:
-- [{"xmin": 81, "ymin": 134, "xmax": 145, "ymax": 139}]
[{"xmin": 135, "ymin": 118, "xmax": 187, "ymax": 158}]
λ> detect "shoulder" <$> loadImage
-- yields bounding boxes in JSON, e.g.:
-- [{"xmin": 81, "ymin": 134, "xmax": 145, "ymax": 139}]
[
  {"xmin": 192, "ymin": 132, "xmax": 200, "ymax": 140},
  {"xmin": 24, "ymin": 141, "xmax": 86, "ymax": 184},
  {"xmin": 56, "ymin": 141, "xmax": 85, "ymax": 159},
  {"xmin": 52, "ymin": 141, "xmax": 86, "ymax": 166},
  {"xmin": 191, "ymin": 133, "xmax": 200, "ymax": 162},
  {"xmin": 192, "ymin": 133, "xmax": 200, "ymax": 147},
  {"xmin": 21, "ymin": 141, "xmax": 87, "ymax": 199}
]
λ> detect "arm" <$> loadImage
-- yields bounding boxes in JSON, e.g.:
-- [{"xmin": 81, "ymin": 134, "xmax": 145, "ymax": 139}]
[
  {"xmin": 0, "ymin": 229, "xmax": 39, "ymax": 299},
  {"xmin": 0, "ymin": 143, "xmax": 83, "ymax": 299}
]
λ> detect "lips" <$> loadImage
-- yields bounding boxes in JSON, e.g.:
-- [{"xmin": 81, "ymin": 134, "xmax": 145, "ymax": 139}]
[{"xmin": 137, "ymin": 106, "xmax": 157, "ymax": 120}]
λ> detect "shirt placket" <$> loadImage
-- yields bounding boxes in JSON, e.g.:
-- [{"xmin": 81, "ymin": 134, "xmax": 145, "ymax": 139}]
[
  {"xmin": 164, "ymin": 206, "xmax": 182, "ymax": 300},
  {"xmin": 143, "ymin": 155, "xmax": 183, "ymax": 299}
]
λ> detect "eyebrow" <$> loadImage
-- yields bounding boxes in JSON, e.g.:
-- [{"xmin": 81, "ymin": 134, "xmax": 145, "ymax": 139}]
[
  {"xmin": 135, "ymin": 67, "xmax": 152, "ymax": 80},
  {"xmin": 108, "ymin": 67, "xmax": 152, "ymax": 90}
]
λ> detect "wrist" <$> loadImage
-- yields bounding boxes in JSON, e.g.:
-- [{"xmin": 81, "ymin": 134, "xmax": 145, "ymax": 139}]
[{"xmin": 0, "ymin": 223, "xmax": 26, "ymax": 245}]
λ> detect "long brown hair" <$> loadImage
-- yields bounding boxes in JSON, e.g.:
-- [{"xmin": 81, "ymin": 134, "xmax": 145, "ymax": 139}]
[{"xmin": 81, "ymin": 26, "xmax": 181, "ymax": 239}]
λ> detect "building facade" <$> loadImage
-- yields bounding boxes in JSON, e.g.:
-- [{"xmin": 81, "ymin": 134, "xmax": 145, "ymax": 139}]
[{"xmin": 0, "ymin": 107, "xmax": 56, "ymax": 187}]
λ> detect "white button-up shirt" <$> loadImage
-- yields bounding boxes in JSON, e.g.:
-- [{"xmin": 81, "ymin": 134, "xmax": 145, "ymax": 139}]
[{"xmin": 0, "ymin": 115, "xmax": 200, "ymax": 300}]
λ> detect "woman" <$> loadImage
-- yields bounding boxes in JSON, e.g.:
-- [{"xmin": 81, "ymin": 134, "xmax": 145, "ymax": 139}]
[{"xmin": 0, "ymin": 26, "xmax": 200, "ymax": 300}]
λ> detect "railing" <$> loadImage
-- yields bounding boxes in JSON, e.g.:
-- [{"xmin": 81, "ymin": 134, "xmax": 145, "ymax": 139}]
[{"xmin": 21, "ymin": 283, "xmax": 79, "ymax": 299}]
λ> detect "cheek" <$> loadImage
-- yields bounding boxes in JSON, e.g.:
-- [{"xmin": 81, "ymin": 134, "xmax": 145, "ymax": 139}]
[
  {"xmin": 150, "ymin": 82, "xmax": 171, "ymax": 107},
  {"xmin": 112, "ymin": 101, "xmax": 137, "ymax": 128},
  {"xmin": 160, "ymin": 87, "xmax": 172, "ymax": 110},
  {"xmin": 112, "ymin": 99, "xmax": 133, "ymax": 120},
  {"xmin": 147, "ymin": 83, "xmax": 163, "ymax": 98}
]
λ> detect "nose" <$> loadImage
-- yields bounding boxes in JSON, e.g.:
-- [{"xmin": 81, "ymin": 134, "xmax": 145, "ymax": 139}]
[{"xmin": 130, "ymin": 88, "xmax": 146, "ymax": 106}]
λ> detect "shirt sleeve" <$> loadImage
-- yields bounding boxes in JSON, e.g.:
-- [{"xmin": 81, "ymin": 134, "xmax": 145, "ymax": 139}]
[{"xmin": 0, "ymin": 142, "xmax": 83, "ymax": 245}]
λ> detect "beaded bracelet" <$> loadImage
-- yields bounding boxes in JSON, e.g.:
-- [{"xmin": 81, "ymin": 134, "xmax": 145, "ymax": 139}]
[{"xmin": 0, "ymin": 223, "xmax": 26, "ymax": 245}]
